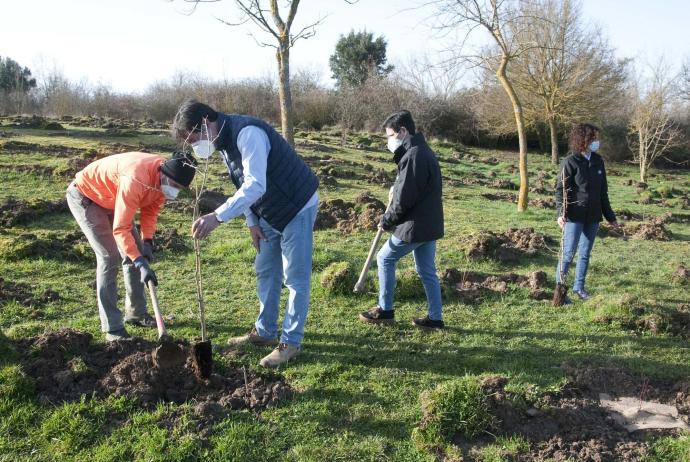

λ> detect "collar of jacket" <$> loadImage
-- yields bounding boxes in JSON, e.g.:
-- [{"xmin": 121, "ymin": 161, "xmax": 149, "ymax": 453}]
[
  {"xmin": 392, "ymin": 133, "xmax": 424, "ymax": 164},
  {"xmin": 215, "ymin": 113, "xmax": 234, "ymax": 152}
]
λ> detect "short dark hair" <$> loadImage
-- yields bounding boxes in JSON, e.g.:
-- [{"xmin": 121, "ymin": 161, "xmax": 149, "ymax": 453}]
[
  {"xmin": 382, "ymin": 110, "xmax": 416, "ymax": 135},
  {"xmin": 172, "ymin": 99, "xmax": 218, "ymax": 142},
  {"xmin": 568, "ymin": 123, "xmax": 600, "ymax": 153}
]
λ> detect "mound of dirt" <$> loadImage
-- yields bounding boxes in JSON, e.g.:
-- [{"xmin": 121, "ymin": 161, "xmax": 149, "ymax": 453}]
[
  {"xmin": 599, "ymin": 216, "xmax": 672, "ymax": 241},
  {"xmin": 0, "ymin": 197, "xmax": 69, "ymax": 227},
  {"xmin": 490, "ymin": 179, "xmax": 518, "ymax": 190},
  {"xmin": 0, "ymin": 163, "xmax": 56, "ymax": 178},
  {"xmin": 629, "ymin": 218, "xmax": 672, "ymax": 241},
  {"xmin": 15, "ymin": 328, "xmax": 292, "ymax": 411},
  {"xmin": 442, "ymin": 268, "xmax": 549, "ymax": 302},
  {"xmin": 4, "ymin": 115, "xmax": 64, "ymax": 130},
  {"xmin": 296, "ymin": 141, "xmax": 336, "ymax": 153},
  {"xmin": 153, "ymin": 228, "xmax": 190, "ymax": 252},
  {"xmin": 594, "ymin": 297, "xmax": 690, "ymax": 339},
  {"xmin": 480, "ymin": 192, "xmax": 555, "ymax": 209},
  {"xmin": 2, "ymin": 231, "xmax": 90, "ymax": 261},
  {"xmin": 0, "ymin": 140, "xmax": 91, "ymax": 158},
  {"xmin": 673, "ymin": 264, "xmax": 689, "ymax": 283},
  {"xmin": 165, "ymin": 189, "xmax": 229, "ymax": 215},
  {"xmin": 315, "ymin": 192, "xmax": 386, "ymax": 233},
  {"xmin": 0, "ymin": 277, "xmax": 60, "ymax": 307},
  {"xmin": 465, "ymin": 228, "xmax": 549, "ymax": 263},
  {"xmin": 454, "ymin": 370, "xmax": 690, "ymax": 461}
]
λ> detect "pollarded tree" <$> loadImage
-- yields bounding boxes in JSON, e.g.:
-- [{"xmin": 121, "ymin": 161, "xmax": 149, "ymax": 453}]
[{"xmin": 329, "ymin": 30, "xmax": 393, "ymax": 88}]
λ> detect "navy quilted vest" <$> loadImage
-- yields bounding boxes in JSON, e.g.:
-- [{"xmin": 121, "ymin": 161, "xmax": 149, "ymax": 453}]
[{"xmin": 215, "ymin": 113, "xmax": 318, "ymax": 231}]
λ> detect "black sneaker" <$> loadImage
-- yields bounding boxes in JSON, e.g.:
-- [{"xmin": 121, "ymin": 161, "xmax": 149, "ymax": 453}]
[
  {"xmin": 125, "ymin": 313, "xmax": 157, "ymax": 328},
  {"xmin": 412, "ymin": 316, "xmax": 445, "ymax": 329},
  {"xmin": 358, "ymin": 307, "xmax": 395, "ymax": 324}
]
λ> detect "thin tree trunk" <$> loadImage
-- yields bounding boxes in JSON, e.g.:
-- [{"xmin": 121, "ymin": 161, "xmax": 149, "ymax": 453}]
[
  {"xmin": 496, "ymin": 57, "xmax": 529, "ymax": 211},
  {"xmin": 276, "ymin": 43, "xmax": 294, "ymax": 147},
  {"xmin": 549, "ymin": 116, "xmax": 559, "ymax": 165},
  {"xmin": 639, "ymin": 130, "xmax": 646, "ymax": 183}
]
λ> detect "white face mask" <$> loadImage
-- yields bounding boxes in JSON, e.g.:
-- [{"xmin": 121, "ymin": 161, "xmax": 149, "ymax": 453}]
[
  {"xmin": 160, "ymin": 176, "xmax": 180, "ymax": 200},
  {"xmin": 387, "ymin": 135, "xmax": 404, "ymax": 154},
  {"xmin": 192, "ymin": 140, "xmax": 215, "ymax": 159},
  {"xmin": 588, "ymin": 140, "xmax": 600, "ymax": 152}
]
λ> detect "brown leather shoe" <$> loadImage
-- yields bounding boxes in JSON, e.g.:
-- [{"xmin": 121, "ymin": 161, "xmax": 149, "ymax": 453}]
[
  {"xmin": 358, "ymin": 306, "xmax": 395, "ymax": 324},
  {"xmin": 227, "ymin": 327, "xmax": 278, "ymax": 347},
  {"xmin": 259, "ymin": 343, "xmax": 300, "ymax": 368}
]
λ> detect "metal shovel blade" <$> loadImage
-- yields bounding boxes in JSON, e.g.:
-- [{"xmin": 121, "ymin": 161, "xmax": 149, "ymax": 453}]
[
  {"xmin": 552, "ymin": 283, "xmax": 568, "ymax": 307},
  {"xmin": 152, "ymin": 336, "xmax": 187, "ymax": 369}
]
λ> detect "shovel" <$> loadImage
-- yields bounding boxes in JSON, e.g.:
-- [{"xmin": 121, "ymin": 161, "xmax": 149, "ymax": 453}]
[
  {"xmin": 146, "ymin": 280, "xmax": 187, "ymax": 369},
  {"xmin": 353, "ymin": 193, "xmax": 392, "ymax": 294}
]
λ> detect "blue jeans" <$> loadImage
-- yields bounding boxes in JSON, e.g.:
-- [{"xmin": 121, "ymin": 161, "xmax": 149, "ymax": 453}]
[
  {"xmin": 254, "ymin": 205, "xmax": 317, "ymax": 347},
  {"xmin": 555, "ymin": 221, "xmax": 600, "ymax": 292},
  {"xmin": 377, "ymin": 235, "xmax": 443, "ymax": 321}
]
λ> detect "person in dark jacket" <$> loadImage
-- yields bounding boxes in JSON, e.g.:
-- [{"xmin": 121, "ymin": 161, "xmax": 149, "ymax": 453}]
[
  {"xmin": 555, "ymin": 123, "xmax": 618, "ymax": 303},
  {"xmin": 173, "ymin": 100, "xmax": 319, "ymax": 367},
  {"xmin": 359, "ymin": 110, "xmax": 445, "ymax": 328}
]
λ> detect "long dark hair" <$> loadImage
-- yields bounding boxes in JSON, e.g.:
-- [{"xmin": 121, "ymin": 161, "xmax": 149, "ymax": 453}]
[{"xmin": 568, "ymin": 123, "xmax": 600, "ymax": 153}]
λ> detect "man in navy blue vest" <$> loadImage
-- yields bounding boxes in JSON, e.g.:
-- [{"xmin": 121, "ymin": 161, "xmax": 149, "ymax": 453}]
[{"xmin": 173, "ymin": 99, "xmax": 319, "ymax": 367}]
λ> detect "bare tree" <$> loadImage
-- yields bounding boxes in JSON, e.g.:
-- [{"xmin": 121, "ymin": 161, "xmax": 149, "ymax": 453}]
[
  {"xmin": 510, "ymin": 0, "xmax": 628, "ymax": 164},
  {"xmin": 431, "ymin": 0, "xmax": 531, "ymax": 211},
  {"xmin": 681, "ymin": 57, "xmax": 690, "ymax": 102},
  {"xmin": 628, "ymin": 62, "xmax": 682, "ymax": 183},
  {"xmin": 180, "ymin": 0, "xmax": 356, "ymax": 146}
]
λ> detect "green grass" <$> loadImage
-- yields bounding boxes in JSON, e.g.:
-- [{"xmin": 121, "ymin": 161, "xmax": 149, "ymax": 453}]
[{"xmin": 1, "ymin": 121, "xmax": 689, "ymax": 460}]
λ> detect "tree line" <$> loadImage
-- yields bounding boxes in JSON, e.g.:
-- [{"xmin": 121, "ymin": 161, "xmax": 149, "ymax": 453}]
[{"xmin": 1, "ymin": 0, "xmax": 689, "ymax": 192}]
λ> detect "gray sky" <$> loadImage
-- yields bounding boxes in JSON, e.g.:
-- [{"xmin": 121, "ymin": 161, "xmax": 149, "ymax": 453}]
[{"xmin": 1, "ymin": 0, "xmax": 688, "ymax": 92}]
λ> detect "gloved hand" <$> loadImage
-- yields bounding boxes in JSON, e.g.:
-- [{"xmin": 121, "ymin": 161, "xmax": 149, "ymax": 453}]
[
  {"xmin": 134, "ymin": 256, "xmax": 158, "ymax": 286},
  {"xmin": 142, "ymin": 239, "xmax": 154, "ymax": 263}
]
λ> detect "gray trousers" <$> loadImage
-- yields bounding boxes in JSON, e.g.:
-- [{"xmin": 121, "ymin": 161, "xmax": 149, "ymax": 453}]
[{"xmin": 66, "ymin": 183, "xmax": 148, "ymax": 332}]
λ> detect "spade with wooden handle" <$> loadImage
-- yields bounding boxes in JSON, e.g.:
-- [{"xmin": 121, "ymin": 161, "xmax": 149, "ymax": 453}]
[
  {"xmin": 353, "ymin": 226, "xmax": 385, "ymax": 294},
  {"xmin": 353, "ymin": 192, "xmax": 393, "ymax": 294},
  {"xmin": 146, "ymin": 280, "xmax": 186, "ymax": 368}
]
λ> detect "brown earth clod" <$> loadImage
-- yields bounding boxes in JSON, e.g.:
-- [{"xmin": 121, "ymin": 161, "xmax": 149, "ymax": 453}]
[{"xmin": 14, "ymin": 329, "xmax": 291, "ymax": 412}]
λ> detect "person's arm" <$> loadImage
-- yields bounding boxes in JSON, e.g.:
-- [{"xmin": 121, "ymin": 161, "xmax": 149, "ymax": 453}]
[
  {"xmin": 140, "ymin": 195, "xmax": 165, "ymax": 240},
  {"xmin": 381, "ymin": 152, "xmax": 426, "ymax": 230},
  {"xmin": 214, "ymin": 126, "xmax": 269, "ymax": 223},
  {"xmin": 600, "ymin": 162, "xmax": 616, "ymax": 223},
  {"xmin": 555, "ymin": 159, "xmax": 569, "ymax": 219},
  {"xmin": 112, "ymin": 178, "xmax": 143, "ymax": 261},
  {"xmin": 245, "ymin": 210, "xmax": 260, "ymax": 227}
]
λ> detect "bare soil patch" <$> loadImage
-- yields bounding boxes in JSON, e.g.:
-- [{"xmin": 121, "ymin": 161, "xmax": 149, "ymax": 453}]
[
  {"xmin": 1, "ymin": 231, "xmax": 90, "ymax": 261},
  {"xmin": 457, "ymin": 367, "xmax": 690, "ymax": 461},
  {"xmin": 0, "ymin": 277, "xmax": 60, "ymax": 307},
  {"xmin": 442, "ymin": 268, "xmax": 549, "ymax": 302},
  {"xmin": 13, "ymin": 329, "xmax": 291, "ymax": 416},
  {"xmin": 464, "ymin": 228, "xmax": 551, "ymax": 263},
  {"xmin": 314, "ymin": 191, "xmax": 385, "ymax": 233},
  {"xmin": 0, "ymin": 197, "xmax": 69, "ymax": 227}
]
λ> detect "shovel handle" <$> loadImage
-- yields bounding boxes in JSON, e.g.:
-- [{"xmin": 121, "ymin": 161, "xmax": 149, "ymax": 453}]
[
  {"xmin": 147, "ymin": 280, "xmax": 168, "ymax": 339},
  {"xmin": 353, "ymin": 227, "xmax": 385, "ymax": 293}
]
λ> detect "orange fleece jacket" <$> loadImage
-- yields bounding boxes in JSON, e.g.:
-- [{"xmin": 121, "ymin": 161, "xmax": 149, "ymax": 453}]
[{"xmin": 74, "ymin": 152, "xmax": 166, "ymax": 261}]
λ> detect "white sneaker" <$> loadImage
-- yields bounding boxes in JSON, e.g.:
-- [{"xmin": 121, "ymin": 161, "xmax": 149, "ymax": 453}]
[{"xmin": 259, "ymin": 343, "xmax": 300, "ymax": 368}]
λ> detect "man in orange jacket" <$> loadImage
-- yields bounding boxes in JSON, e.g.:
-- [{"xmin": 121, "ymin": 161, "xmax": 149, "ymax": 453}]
[{"xmin": 66, "ymin": 151, "xmax": 196, "ymax": 341}]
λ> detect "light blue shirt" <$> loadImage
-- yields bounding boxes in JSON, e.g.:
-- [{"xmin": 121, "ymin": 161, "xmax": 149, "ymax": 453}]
[{"xmin": 214, "ymin": 126, "xmax": 317, "ymax": 226}]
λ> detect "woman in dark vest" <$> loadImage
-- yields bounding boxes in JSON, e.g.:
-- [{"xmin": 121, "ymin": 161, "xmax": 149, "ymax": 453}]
[
  {"xmin": 173, "ymin": 99, "xmax": 318, "ymax": 368},
  {"xmin": 555, "ymin": 123, "xmax": 618, "ymax": 304}
]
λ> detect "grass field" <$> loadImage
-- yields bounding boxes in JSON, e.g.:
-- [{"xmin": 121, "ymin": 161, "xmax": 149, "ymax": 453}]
[{"xmin": 1, "ymin": 118, "xmax": 689, "ymax": 461}]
